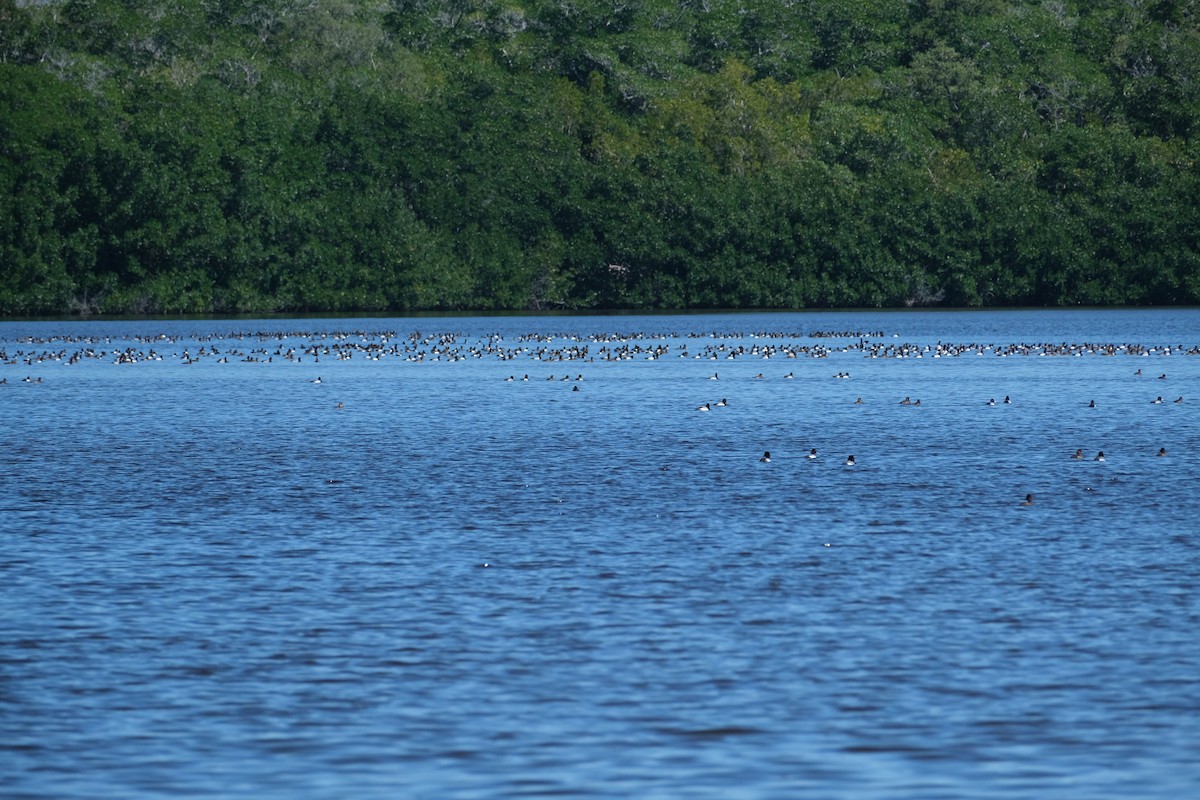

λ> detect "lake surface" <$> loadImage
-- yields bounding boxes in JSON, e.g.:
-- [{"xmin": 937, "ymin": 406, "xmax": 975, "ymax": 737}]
[{"xmin": 2, "ymin": 309, "xmax": 1198, "ymax": 799}]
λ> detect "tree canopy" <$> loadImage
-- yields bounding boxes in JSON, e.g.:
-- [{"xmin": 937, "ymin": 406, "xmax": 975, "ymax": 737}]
[{"xmin": 2, "ymin": 0, "xmax": 1198, "ymax": 315}]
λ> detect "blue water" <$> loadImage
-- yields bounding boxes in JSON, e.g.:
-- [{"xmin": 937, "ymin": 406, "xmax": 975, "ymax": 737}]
[{"xmin": 2, "ymin": 309, "xmax": 1198, "ymax": 799}]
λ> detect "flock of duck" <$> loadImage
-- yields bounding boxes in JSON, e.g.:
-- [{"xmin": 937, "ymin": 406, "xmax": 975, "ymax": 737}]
[
  {"xmin": 3, "ymin": 327, "xmax": 1199, "ymax": 371},
  {"xmin": 5, "ymin": 326, "xmax": 1190, "ymax": 506}
]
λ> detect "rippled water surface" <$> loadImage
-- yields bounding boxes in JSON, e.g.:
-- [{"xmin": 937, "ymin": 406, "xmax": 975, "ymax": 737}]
[{"xmin": 2, "ymin": 309, "xmax": 1198, "ymax": 799}]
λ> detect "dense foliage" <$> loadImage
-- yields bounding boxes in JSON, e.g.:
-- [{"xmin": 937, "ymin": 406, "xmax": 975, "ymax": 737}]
[{"xmin": 2, "ymin": 0, "xmax": 1198, "ymax": 315}]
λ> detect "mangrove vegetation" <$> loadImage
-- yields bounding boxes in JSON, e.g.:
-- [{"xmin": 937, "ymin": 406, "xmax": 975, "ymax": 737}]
[{"xmin": 2, "ymin": 0, "xmax": 1198, "ymax": 314}]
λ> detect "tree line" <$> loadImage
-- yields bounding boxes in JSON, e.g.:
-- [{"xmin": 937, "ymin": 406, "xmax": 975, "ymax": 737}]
[{"xmin": 1, "ymin": 0, "xmax": 1198, "ymax": 315}]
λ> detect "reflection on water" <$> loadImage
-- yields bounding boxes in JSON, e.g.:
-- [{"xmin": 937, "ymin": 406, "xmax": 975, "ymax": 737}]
[{"xmin": 1, "ymin": 310, "xmax": 1198, "ymax": 799}]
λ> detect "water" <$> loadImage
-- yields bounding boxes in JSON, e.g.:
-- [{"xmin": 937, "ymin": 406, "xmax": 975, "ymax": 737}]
[{"xmin": 2, "ymin": 309, "xmax": 1198, "ymax": 799}]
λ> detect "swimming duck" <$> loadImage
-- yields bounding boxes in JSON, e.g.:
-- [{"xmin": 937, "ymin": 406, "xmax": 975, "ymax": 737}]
[
  {"xmin": 1072, "ymin": 448, "xmax": 1084, "ymax": 460},
  {"xmin": 1021, "ymin": 494, "xmax": 1034, "ymax": 506},
  {"xmin": 696, "ymin": 403, "xmax": 710, "ymax": 412},
  {"xmin": 845, "ymin": 455, "xmax": 856, "ymax": 466},
  {"xmin": 1157, "ymin": 447, "xmax": 1167, "ymax": 457},
  {"xmin": 760, "ymin": 451, "xmax": 771, "ymax": 463},
  {"xmin": 807, "ymin": 448, "xmax": 818, "ymax": 459},
  {"xmin": 1094, "ymin": 451, "xmax": 1106, "ymax": 462},
  {"xmin": 715, "ymin": 398, "xmax": 727, "ymax": 407}
]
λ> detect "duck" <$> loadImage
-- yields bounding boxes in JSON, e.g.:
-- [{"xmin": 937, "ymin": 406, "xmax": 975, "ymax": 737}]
[
  {"xmin": 1003, "ymin": 396, "xmax": 1011, "ymax": 404},
  {"xmin": 1072, "ymin": 448, "xmax": 1085, "ymax": 460},
  {"xmin": 1094, "ymin": 451, "xmax": 1106, "ymax": 462},
  {"xmin": 715, "ymin": 398, "xmax": 728, "ymax": 407},
  {"xmin": 1175, "ymin": 396, "xmax": 1184, "ymax": 403},
  {"xmin": 759, "ymin": 451, "xmax": 771, "ymax": 463},
  {"xmin": 310, "ymin": 377, "xmax": 322, "ymax": 384},
  {"xmin": 986, "ymin": 398, "xmax": 996, "ymax": 406},
  {"xmin": 1021, "ymin": 494, "xmax": 1034, "ymax": 506},
  {"xmin": 807, "ymin": 448, "xmax": 818, "ymax": 459},
  {"xmin": 844, "ymin": 455, "xmax": 856, "ymax": 466},
  {"xmin": 696, "ymin": 403, "xmax": 711, "ymax": 412},
  {"xmin": 1088, "ymin": 400, "xmax": 1096, "ymax": 408},
  {"xmin": 1152, "ymin": 396, "xmax": 1163, "ymax": 404},
  {"xmin": 1157, "ymin": 447, "xmax": 1167, "ymax": 457}
]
